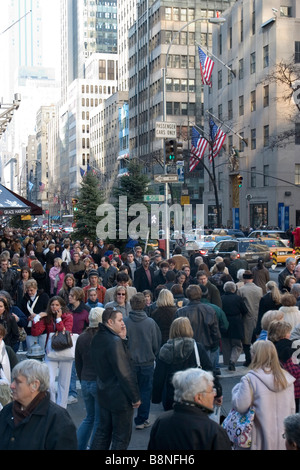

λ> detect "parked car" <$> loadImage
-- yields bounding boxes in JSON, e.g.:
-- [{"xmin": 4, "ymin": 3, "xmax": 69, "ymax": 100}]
[
  {"xmin": 203, "ymin": 238, "xmax": 272, "ymax": 268},
  {"xmin": 247, "ymin": 230, "xmax": 290, "ymax": 247},
  {"xmin": 259, "ymin": 237, "xmax": 296, "ymax": 264}
]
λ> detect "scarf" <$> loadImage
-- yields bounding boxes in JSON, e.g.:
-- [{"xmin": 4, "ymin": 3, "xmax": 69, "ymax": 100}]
[{"xmin": 12, "ymin": 391, "xmax": 47, "ymax": 426}]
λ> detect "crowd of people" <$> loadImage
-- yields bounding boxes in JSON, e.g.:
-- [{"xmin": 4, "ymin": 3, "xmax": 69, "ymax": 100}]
[{"xmin": 0, "ymin": 226, "xmax": 300, "ymax": 450}]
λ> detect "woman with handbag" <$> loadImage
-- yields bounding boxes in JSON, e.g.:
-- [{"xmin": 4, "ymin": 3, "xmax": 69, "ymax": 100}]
[
  {"xmin": 31, "ymin": 296, "xmax": 74, "ymax": 409},
  {"xmin": 228, "ymin": 340, "xmax": 295, "ymax": 450}
]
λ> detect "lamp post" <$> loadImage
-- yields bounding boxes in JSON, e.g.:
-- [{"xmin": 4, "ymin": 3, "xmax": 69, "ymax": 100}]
[
  {"xmin": 0, "ymin": 93, "xmax": 21, "ymax": 138},
  {"xmin": 161, "ymin": 16, "xmax": 226, "ymax": 258}
]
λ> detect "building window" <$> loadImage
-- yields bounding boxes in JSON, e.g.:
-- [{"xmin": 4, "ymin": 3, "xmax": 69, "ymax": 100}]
[
  {"xmin": 239, "ymin": 58, "xmax": 244, "ymax": 79},
  {"xmin": 295, "ymin": 42, "xmax": 300, "ymax": 63},
  {"xmin": 228, "ymin": 100, "xmax": 233, "ymax": 120},
  {"xmin": 263, "ymin": 85, "xmax": 269, "ymax": 107},
  {"xmin": 251, "ymin": 129, "xmax": 256, "ymax": 150},
  {"xmin": 295, "ymin": 164, "xmax": 300, "ymax": 185},
  {"xmin": 263, "ymin": 45, "xmax": 269, "ymax": 67},
  {"xmin": 264, "ymin": 165, "xmax": 269, "ymax": 186},
  {"xmin": 250, "ymin": 52, "xmax": 256, "ymax": 73},
  {"xmin": 280, "ymin": 6, "xmax": 292, "ymax": 17},
  {"xmin": 252, "ymin": 0, "xmax": 256, "ymax": 34},
  {"xmin": 165, "ymin": 7, "xmax": 172, "ymax": 20},
  {"xmin": 173, "ymin": 7, "xmax": 179, "ymax": 21},
  {"xmin": 218, "ymin": 70, "xmax": 222, "ymax": 90},
  {"xmin": 251, "ymin": 167, "xmax": 256, "ymax": 187},
  {"xmin": 264, "ymin": 125, "xmax": 269, "ymax": 147},
  {"xmin": 239, "ymin": 95, "xmax": 244, "ymax": 116},
  {"xmin": 218, "ymin": 104, "xmax": 223, "ymax": 121},
  {"xmin": 296, "ymin": 123, "xmax": 300, "ymax": 145},
  {"xmin": 250, "ymin": 90, "xmax": 256, "ymax": 112}
]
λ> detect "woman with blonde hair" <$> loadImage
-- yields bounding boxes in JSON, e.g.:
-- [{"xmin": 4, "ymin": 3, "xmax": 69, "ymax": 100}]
[
  {"xmin": 230, "ymin": 340, "xmax": 295, "ymax": 450},
  {"xmin": 105, "ymin": 285, "xmax": 131, "ymax": 318},
  {"xmin": 257, "ymin": 309, "xmax": 284, "ymax": 340},
  {"xmin": 279, "ymin": 293, "xmax": 300, "ymax": 329},
  {"xmin": 150, "ymin": 289, "xmax": 177, "ymax": 345},
  {"xmin": 152, "ymin": 317, "xmax": 222, "ymax": 411}
]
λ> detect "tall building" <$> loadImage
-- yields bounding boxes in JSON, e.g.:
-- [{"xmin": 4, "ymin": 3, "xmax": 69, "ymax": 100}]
[
  {"xmin": 128, "ymin": 0, "xmax": 234, "ymax": 208},
  {"xmin": 206, "ymin": 0, "xmax": 300, "ymax": 229}
]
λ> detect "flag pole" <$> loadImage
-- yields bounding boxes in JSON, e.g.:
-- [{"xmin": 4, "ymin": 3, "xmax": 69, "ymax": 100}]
[
  {"xmin": 197, "ymin": 43, "xmax": 236, "ymax": 77},
  {"xmin": 206, "ymin": 110, "xmax": 248, "ymax": 147}
]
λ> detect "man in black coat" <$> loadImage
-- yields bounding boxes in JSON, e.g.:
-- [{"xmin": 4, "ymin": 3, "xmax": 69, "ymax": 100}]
[
  {"xmin": 90, "ymin": 307, "xmax": 141, "ymax": 450},
  {"xmin": 176, "ymin": 285, "xmax": 220, "ymax": 369},
  {"xmin": 134, "ymin": 255, "xmax": 155, "ymax": 293},
  {"xmin": 0, "ymin": 359, "xmax": 77, "ymax": 450}
]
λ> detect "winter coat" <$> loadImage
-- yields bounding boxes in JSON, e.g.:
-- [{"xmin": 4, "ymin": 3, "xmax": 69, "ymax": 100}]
[
  {"xmin": 252, "ymin": 266, "xmax": 270, "ymax": 294},
  {"xmin": 31, "ymin": 311, "xmax": 74, "ymax": 344},
  {"xmin": 0, "ymin": 392, "xmax": 77, "ymax": 450},
  {"xmin": 152, "ymin": 336, "xmax": 221, "ymax": 411},
  {"xmin": 124, "ymin": 310, "xmax": 161, "ymax": 366},
  {"xmin": 255, "ymin": 292, "xmax": 281, "ymax": 336},
  {"xmin": 221, "ymin": 292, "xmax": 248, "ymax": 340},
  {"xmin": 150, "ymin": 305, "xmax": 177, "ymax": 345},
  {"xmin": 105, "ymin": 300, "xmax": 130, "ymax": 317},
  {"xmin": 148, "ymin": 402, "xmax": 231, "ymax": 451},
  {"xmin": 68, "ymin": 301, "xmax": 90, "ymax": 335},
  {"xmin": 176, "ymin": 299, "xmax": 221, "ymax": 351},
  {"xmin": 279, "ymin": 306, "xmax": 300, "ymax": 330},
  {"xmin": 133, "ymin": 265, "xmax": 156, "ymax": 293},
  {"xmin": 90, "ymin": 323, "xmax": 140, "ymax": 411},
  {"xmin": 231, "ymin": 368, "xmax": 295, "ymax": 450},
  {"xmin": 75, "ymin": 327, "xmax": 98, "ymax": 382},
  {"xmin": 97, "ymin": 265, "xmax": 118, "ymax": 289},
  {"xmin": 20, "ymin": 291, "xmax": 49, "ymax": 336},
  {"xmin": 0, "ymin": 268, "xmax": 18, "ymax": 297},
  {"xmin": 49, "ymin": 266, "xmax": 60, "ymax": 295},
  {"xmin": 237, "ymin": 282, "xmax": 263, "ymax": 344},
  {"xmin": 273, "ymin": 338, "xmax": 300, "ymax": 399}
]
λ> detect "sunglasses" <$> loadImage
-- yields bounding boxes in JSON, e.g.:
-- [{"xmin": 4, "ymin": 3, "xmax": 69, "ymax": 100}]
[{"xmin": 117, "ymin": 293, "xmax": 126, "ymax": 296}]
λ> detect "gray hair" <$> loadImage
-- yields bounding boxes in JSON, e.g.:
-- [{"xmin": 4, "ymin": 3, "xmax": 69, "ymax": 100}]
[
  {"xmin": 223, "ymin": 281, "xmax": 237, "ymax": 293},
  {"xmin": 284, "ymin": 414, "xmax": 300, "ymax": 449},
  {"xmin": 291, "ymin": 283, "xmax": 300, "ymax": 297},
  {"xmin": 194, "ymin": 256, "xmax": 203, "ymax": 265},
  {"xmin": 12, "ymin": 359, "xmax": 49, "ymax": 392},
  {"xmin": 237, "ymin": 269, "xmax": 245, "ymax": 281},
  {"xmin": 172, "ymin": 368, "xmax": 214, "ymax": 403},
  {"xmin": 286, "ymin": 257, "xmax": 296, "ymax": 266}
]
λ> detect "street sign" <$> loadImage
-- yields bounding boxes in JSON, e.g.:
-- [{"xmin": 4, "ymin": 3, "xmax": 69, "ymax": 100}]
[
  {"xmin": 155, "ymin": 121, "xmax": 177, "ymax": 139},
  {"xmin": 143, "ymin": 195, "xmax": 165, "ymax": 202},
  {"xmin": 154, "ymin": 174, "xmax": 178, "ymax": 183}
]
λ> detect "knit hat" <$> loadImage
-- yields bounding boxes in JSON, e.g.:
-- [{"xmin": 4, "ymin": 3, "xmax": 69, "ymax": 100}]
[
  {"xmin": 88, "ymin": 270, "xmax": 99, "ymax": 278},
  {"xmin": 89, "ymin": 307, "xmax": 104, "ymax": 327},
  {"xmin": 243, "ymin": 270, "xmax": 253, "ymax": 279}
]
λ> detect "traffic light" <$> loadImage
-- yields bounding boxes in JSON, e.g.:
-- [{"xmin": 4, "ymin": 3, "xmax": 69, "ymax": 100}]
[
  {"xmin": 176, "ymin": 141, "xmax": 184, "ymax": 161},
  {"xmin": 237, "ymin": 175, "xmax": 243, "ymax": 188},
  {"xmin": 165, "ymin": 139, "xmax": 177, "ymax": 163},
  {"xmin": 72, "ymin": 198, "xmax": 79, "ymax": 211}
]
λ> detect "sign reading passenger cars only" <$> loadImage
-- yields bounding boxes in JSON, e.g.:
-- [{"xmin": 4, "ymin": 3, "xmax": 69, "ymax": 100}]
[{"xmin": 155, "ymin": 121, "xmax": 177, "ymax": 139}]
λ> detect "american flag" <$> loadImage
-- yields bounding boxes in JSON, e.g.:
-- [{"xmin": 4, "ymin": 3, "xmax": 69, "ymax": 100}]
[
  {"xmin": 39, "ymin": 182, "xmax": 45, "ymax": 192},
  {"xmin": 198, "ymin": 47, "xmax": 214, "ymax": 87},
  {"xmin": 209, "ymin": 118, "xmax": 226, "ymax": 161},
  {"xmin": 189, "ymin": 127, "xmax": 208, "ymax": 172}
]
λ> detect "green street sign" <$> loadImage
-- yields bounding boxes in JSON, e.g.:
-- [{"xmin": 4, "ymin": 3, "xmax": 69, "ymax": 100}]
[{"xmin": 143, "ymin": 195, "xmax": 165, "ymax": 202}]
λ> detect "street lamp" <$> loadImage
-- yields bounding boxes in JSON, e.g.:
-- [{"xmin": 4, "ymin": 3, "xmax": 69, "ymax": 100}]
[
  {"xmin": 161, "ymin": 16, "xmax": 226, "ymax": 258},
  {"xmin": 0, "ymin": 93, "xmax": 21, "ymax": 138}
]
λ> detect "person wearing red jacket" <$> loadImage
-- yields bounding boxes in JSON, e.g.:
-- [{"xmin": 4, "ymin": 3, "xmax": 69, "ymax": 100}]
[{"xmin": 31, "ymin": 296, "xmax": 73, "ymax": 409}]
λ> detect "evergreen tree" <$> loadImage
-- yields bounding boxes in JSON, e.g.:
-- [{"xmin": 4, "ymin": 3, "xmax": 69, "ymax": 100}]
[
  {"xmin": 73, "ymin": 170, "xmax": 105, "ymax": 241},
  {"xmin": 113, "ymin": 159, "xmax": 152, "ymax": 206}
]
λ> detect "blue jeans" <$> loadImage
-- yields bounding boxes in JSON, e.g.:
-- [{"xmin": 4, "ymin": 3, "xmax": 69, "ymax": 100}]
[
  {"xmin": 206, "ymin": 348, "xmax": 219, "ymax": 372},
  {"xmin": 69, "ymin": 361, "xmax": 77, "ymax": 398},
  {"xmin": 90, "ymin": 406, "xmax": 134, "ymax": 450},
  {"xmin": 134, "ymin": 364, "xmax": 154, "ymax": 426},
  {"xmin": 77, "ymin": 380, "xmax": 100, "ymax": 450}
]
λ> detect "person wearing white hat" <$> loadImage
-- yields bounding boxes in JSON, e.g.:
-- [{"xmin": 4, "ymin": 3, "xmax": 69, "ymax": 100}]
[{"xmin": 75, "ymin": 307, "xmax": 104, "ymax": 450}]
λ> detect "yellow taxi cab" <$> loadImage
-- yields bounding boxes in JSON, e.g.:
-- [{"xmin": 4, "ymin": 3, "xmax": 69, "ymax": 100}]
[{"xmin": 259, "ymin": 237, "xmax": 296, "ymax": 264}]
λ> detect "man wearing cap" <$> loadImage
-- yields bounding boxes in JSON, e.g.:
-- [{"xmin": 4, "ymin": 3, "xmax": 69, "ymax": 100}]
[
  {"xmin": 237, "ymin": 270, "xmax": 263, "ymax": 366},
  {"xmin": 83, "ymin": 270, "xmax": 106, "ymax": 304}
]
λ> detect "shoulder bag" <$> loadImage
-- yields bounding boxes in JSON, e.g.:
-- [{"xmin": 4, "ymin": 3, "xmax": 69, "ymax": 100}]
[{"xmin": 222, "ymin": 375, "xmax": 255, "ymax": 448}]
